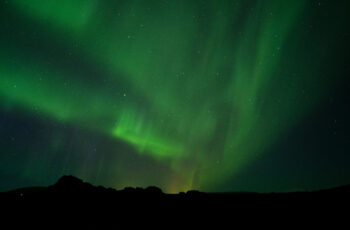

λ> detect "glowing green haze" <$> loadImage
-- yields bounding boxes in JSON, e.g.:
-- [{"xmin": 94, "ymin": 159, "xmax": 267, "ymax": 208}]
[{"xmin": 0, "ymin": 0, "xmax": 348, "ymax": 192}]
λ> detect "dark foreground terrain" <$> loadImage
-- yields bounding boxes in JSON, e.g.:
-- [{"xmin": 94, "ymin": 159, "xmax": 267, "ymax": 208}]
[{"xmin": 1, "ymin": 176, "xmax": 349, "ymax": 225}]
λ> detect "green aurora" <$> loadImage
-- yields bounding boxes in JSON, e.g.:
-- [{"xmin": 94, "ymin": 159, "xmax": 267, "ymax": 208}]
[{"xmin": 0, "ymin": 0, "xmax": 349, "ymax": 193}]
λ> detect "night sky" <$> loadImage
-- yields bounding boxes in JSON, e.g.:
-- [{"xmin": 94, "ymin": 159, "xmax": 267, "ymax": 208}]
[{"xmin": 0, "ymin": 0, "xmax": 349, "ymax": 193}]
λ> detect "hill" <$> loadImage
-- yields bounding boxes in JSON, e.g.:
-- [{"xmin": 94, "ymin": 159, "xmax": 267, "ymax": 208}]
[{"xmin": 1, "ymin": 175, "xmax": 349, "ymax": 225}]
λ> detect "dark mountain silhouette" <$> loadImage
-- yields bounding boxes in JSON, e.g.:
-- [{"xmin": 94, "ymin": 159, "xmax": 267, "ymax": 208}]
[
  {"xmin": 1, "ymin": 175, "xmax": 349, "ymax": 225},
  {"xmin": 3, "ymin": 175, "xmax": 350, "ymax": 201}
]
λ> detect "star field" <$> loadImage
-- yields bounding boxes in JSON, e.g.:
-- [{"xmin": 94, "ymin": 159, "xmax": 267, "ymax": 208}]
[{"xmin": 0, "ymin": 0, "xmax": 349, "ymax": 193}]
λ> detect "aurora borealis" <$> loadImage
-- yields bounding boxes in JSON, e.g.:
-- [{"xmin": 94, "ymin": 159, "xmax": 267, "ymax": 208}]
[{"xmin": 0, "ymin": 0, "xmax": 349, "ymax": 193}]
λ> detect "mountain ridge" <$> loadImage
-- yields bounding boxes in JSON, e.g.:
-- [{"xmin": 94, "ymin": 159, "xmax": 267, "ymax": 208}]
[
  {"xmin": 5, "ymin": 175, "xmax": 350, "ymax": 195},
  {"xmin": 1, "ymin": 175, "xmax": 349, "ymax": 224}
]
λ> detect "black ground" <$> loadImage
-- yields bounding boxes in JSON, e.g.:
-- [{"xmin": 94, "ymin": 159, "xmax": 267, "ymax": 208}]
[{"xmin": 1, "ymin": 175, "xmax": 349, "ymax": 226}]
